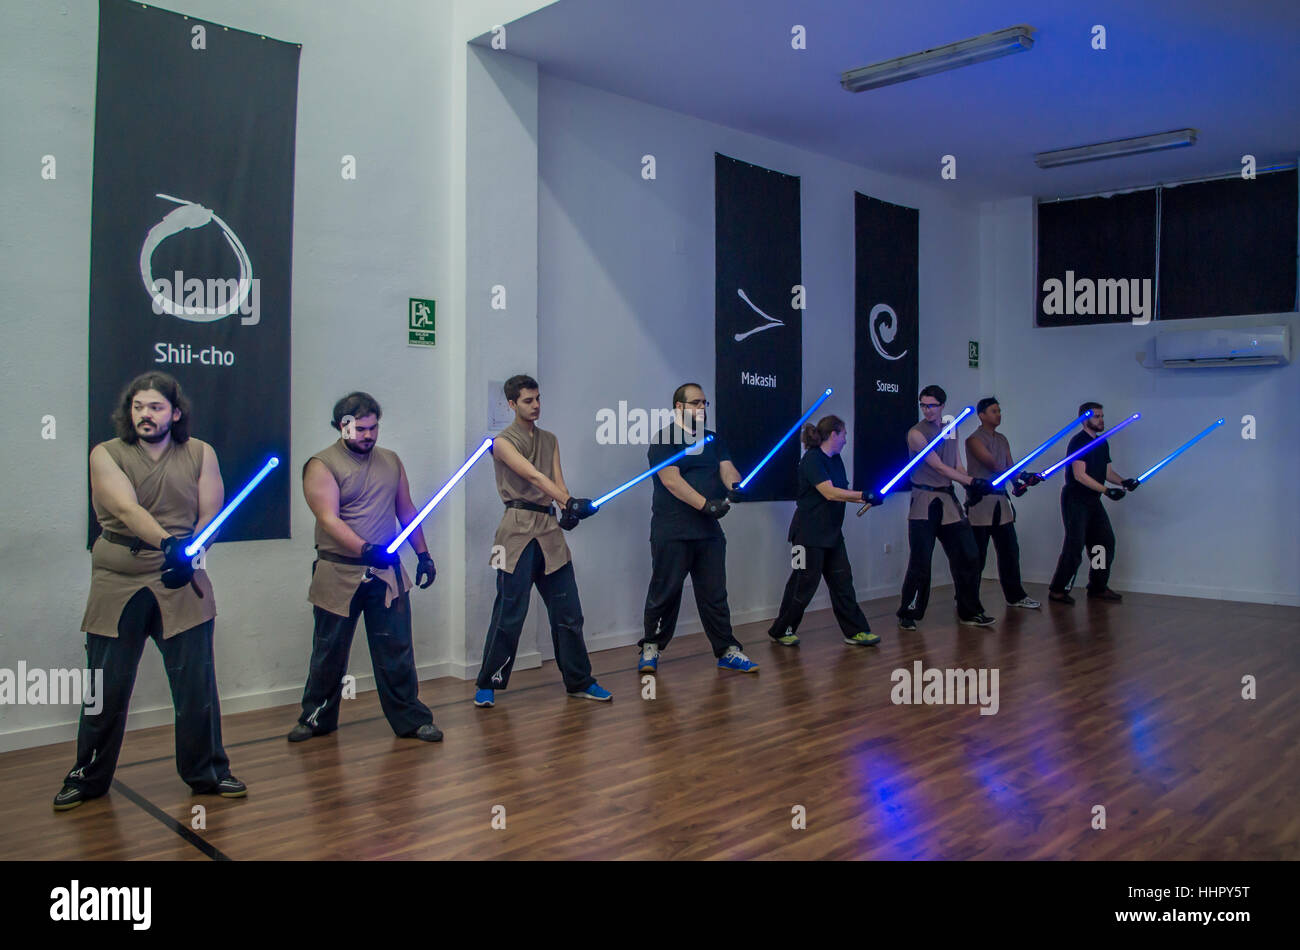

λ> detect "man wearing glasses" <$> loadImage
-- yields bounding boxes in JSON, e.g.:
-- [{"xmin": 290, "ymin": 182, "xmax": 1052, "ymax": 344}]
[
  {"xmin": 637, "ymin": 383, "xmax": 758, "ymax": 675},
  {"xmin": 897, "ymin": 385, "xmax": 995, "ymax": 631}
]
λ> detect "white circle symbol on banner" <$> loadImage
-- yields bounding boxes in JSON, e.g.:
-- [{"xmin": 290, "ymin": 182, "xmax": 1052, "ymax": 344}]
[
  {"xmin": 139, "ymin": 193, "xmax": 253, "ymax": 323},
  {"xmin": 868, "ymin": 303, "xmax": 908, "ymax": 361}
]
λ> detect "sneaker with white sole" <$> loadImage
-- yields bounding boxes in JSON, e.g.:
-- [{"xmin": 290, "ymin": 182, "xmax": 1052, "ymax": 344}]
[
  {"xmin": 1009, "ymin": 597, "xmax": 1041, "ymax": 609},
  {"xmin": 717, "ymin": 646, "xmax": 759, "ymax": 673},
  {"xmin": 770, "ymin": 627, "xmax": 800, "ymax": 646},
  {"xmin": 959, "ymin": 613, "xmax": 996, "ymax": 627},
  {"xmin": 843, "ymin": 631, "xmax": 881, "ymax": 646},
  {"xmin": 638, "ymin": 643, "xmax": 659, "ymax": 673},
  {"xmin": 568, "ymin": 682, "xmax": 613, "ymax": 701}
]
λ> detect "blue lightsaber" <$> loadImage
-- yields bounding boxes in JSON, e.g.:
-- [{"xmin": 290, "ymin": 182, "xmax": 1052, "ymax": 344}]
[
  {"xmin": 738, "ymin": 388, "xmax": 834, "ymax": 489},
  {"xmin": 185, "ymin": 456, "xmax": 280, "ymax": 556},
  {"xmin": 1136, "ymin": 418, "xmax": 1224, "ymax": 483},
  {"xmin": 1037, "ymin": 413, "xmax": 1141, "ymax": 479},
  {"xmin": 387, "ymin": 437, "xmax": 494, "ymax": 553},
  {"xmin": 991, "ymin": 410, "xmax": 1093, "ymax": 486},
  {"xmin": 593, "ymin": 435, "xmax": 715, "ymax": 508},
  {"xmin": 879, "ymin": 406, "xmax": 974, "ymax": 495}
]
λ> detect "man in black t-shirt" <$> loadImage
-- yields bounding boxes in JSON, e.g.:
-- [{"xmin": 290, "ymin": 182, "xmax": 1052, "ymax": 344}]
[
  {"xmin": 638, "ymin": 383, "xmax": 757, "ymax": 675},
  {"xmin": 1047, "ymin": 402, "xmax": 1140, "ymax": 604}
]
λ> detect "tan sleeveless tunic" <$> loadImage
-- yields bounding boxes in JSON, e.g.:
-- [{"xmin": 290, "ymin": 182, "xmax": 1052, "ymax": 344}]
[
  {"xmin": 81, "ymin": 438, "xmax": 216, "ymax": 639},
  {"xmin": 305, "ymin": 440, "xmax": 412, "ymax": 618},
  {"xmin": 965, "ymin": 427, "xmax": 1015, "ymax": 527},
  {"xmin": 492, "ymin": 421, "xmax": 571, "ymax": 575},
  {"xmin": 907, "ymin": 419, "xmax": 965, "ymax": 525}
]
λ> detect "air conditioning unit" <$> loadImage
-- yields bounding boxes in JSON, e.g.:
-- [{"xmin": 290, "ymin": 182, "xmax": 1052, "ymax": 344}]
[{"xmin": 1154, "ymin": 325, "xmax": 1291, "ymax": 368}]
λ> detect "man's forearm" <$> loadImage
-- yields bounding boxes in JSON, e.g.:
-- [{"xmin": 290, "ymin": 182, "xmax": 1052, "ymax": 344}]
[
  {"xmin": 318, "ymin": 515, "xmax": 367, "ymax": 556},
  {"xmin": 113, "ymin": 504, "xmax": 171, "ymax": 546}
]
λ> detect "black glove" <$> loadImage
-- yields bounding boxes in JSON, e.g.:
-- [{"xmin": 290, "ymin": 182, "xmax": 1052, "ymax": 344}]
[
  {"xmin": 1104, "ymin": 487, "xmax": 1126, "ymax": 501},
  {"xmin": 726, "ymin": 483, "xmax": 746, "ymax": 504},
  {"xmin": 1010, "ymin": 476, "xmax": 1028, "ymax": 498},
  {"xmin": 859, "ymin": 489, "xmax": 884, "ymax": 509},
  {"xmin": 564, "ymin": 497, "xmax": 598, "ymax": 520},
  {"xmin": 700, "ymin": 498, "xmax": 730, "ymax": 519},
  {"xmin": 416, "ymin": 552, "xmax": 436, "ymax": 588},
  {"xmin": 360, "ymin": 542, "xmax": 400, "ymax": 568},
  {"xmin": 966, "ymin": 477, "xmax": 993, "ymax": 506},
  {"xmin": 1121, "ymin": 478, "xmax": 1140, "ymax": 492},
  {"xmin": 159, "ymin": 536, "xmax": 196, "ymax": 589},
  {"xmin": 558, "ymin": 507, "xmax": 579, "ymax": 531},
  {"xmin": 1021, "ymin": 472, "xmax": 1042, "ymax": 487}
]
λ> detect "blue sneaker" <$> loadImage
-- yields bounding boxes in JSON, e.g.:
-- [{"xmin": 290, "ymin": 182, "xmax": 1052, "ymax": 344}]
[
  {"xmin": 473, "ymin": 689, "xmax": 495, "ymax": 707},
  {"xmin": 638, "ymin": 643, "xmax": 660, "ymax": 673},
  {"xmin": 717, "ymin": 646, "xmax": 759, "ymax": 673},
  {"xmin": 568, "ymin": 682, "xmax": 613, "ymax": 702}
]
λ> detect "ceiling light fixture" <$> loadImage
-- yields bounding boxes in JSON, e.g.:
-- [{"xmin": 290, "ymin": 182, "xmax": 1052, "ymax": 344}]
[
  {"xmin": 1034, "ymin": 129, "xmax": 1199, "ymax": 168},
  {"xmin": 840, "ymin": 25, "xmax": 1035, "ymax": 93}
]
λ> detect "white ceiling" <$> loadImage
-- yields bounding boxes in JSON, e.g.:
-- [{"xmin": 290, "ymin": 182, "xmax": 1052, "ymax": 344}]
[{"xmin": 480, "ymin": 0, "xmax": 1300, "ymax": 200}]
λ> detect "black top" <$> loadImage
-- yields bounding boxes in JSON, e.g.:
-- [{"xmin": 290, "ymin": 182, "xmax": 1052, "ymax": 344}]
[
  {"xmin": 790, "ymin": 447, "xmax": 848, "ymax": 547},
  {"xmin": 649, "ymin": 424, "xmax": 730, "ymax": 542},
  {"xmin": 1063, "ymin": 428, "xmax": 1110, "ymax": 496}
]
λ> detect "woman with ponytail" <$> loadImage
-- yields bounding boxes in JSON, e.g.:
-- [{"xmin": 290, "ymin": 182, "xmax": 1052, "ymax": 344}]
[{"xmin": 767, "ymin": 415, "xmax": 881, "ymax": 647}]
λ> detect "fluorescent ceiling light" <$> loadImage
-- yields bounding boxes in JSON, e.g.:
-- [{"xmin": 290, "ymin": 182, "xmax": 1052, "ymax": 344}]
[
  {"xmin": 1035, "ymin": 129, "xmax": 1198, "ymax": 168},
  {"xmin": 840, "ymin": 25, "xmax": 1035, "ymax": 92}
]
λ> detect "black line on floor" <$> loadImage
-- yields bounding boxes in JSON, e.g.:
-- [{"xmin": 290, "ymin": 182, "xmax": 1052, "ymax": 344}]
[{"xmin": 111, "ymin": 777, "xmax": 233, "ymax": 861}]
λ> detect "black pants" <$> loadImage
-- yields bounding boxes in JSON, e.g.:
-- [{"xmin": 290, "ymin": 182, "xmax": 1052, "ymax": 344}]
[
  {"xmin": 768, "ymin": 537, "xmax": 870, "ymax": 639},
  {"xmin": 64, "ymin": 587, "xmax": 231, "ymax": 796},
  {"xmin": 898, "ymin": 498, "xmax": 985, "ymax": 621},
  {"xmin": 299, "ymin": 577, "xmax": 432, "ymax": 736},
  {"xmin": 1049, "ymin": 489, "xmax": 1115, "ymax": 594},
  {"xmin": 640, "ymin": 537, "xmax": 741, "ymax": 656},
  {"xmin": 476, "ymin": 539, "xmax": 594, "ymax": 692},
  {"xmin": 972, "ymin": 503, "xmax": 1029, "ymax": 603}
]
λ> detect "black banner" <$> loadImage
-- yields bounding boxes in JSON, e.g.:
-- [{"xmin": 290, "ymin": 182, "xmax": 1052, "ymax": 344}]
[
  {"xmin": 714, "ymin": 154, "xmax": 802, "ymax": 501},
  {"xmin": 853, "ymin": 193, "xmax": 919, "ymax": 494},
  {"xmin": 88, "ymin": 0, "xmax": 299, "ymax": 544}
]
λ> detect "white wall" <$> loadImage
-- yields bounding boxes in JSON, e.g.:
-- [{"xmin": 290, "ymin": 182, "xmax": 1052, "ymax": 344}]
[
  {"xmin": 978, "ymin": 198, "xmax": 1300, "ymax": 605},
  {"xmin": 526, "ymin": 73, "xmax": 986, "ymax": 661},
  {"xmin": 0, "ymin": 0, "xmax": 563, "ymax": 752}
]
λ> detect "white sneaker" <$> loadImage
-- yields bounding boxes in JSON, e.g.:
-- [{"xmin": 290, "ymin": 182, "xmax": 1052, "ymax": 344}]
[{"xmin": 1009, "ymin": 597, "xmax": 1041, "ymax": 609}]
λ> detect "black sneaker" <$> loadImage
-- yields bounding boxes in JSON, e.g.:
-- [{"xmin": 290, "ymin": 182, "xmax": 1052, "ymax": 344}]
[
  {"xmin": 898, "ymin": 617, "xmax": 917, "ymax": 632},
  {"xmin": 287, "ymin": 723, "xmax": 315, "ymax": 742},
  {"xmin": 1049, "ymin": 590, "xmax": 1075, "ymax": 605},
  {"xmin": 52, "ymin": 784, "xmax": 91, "ymax": 811},
  {"xmin": 1088, "ymin": 588, "xmax": 1123, "ymax": 602},
  {"xmin": 403, "ymin": 723, "xmax": 443, "ymax": 742},
  {"xmin": 195, "ymin": 776, "xmax": 247, "ymax": 798},
  {"xmin": 959, "ymin": 613, "xmax": 996, "ymax": 627}
]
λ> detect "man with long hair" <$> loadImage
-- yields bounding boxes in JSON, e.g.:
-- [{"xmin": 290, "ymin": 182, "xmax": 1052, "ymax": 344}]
[{"xmin": 54, "ymin": 372, "xmax": 245, "ymax": 810}]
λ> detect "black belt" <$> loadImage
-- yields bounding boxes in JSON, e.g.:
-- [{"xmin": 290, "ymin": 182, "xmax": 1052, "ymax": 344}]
[
  {"xmin": 100, "ymin": 529, "xmax": 159, "ymax": 554},
  {"xmin": 505, "ymin": 500, "xmax": 553, "ymax": 514},
  {"xmin": 316, "ymin": 550, "xmax": 367, "ymax": 566},
  {"xmin": 913, "ymin": 484, "xmax": 957, "ymax": 495}
]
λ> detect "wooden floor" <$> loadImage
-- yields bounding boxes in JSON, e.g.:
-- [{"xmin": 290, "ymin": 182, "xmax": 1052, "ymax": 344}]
[{"xmin": 3, "ymin": 581, "xmax": 1297, "ymax": 860}]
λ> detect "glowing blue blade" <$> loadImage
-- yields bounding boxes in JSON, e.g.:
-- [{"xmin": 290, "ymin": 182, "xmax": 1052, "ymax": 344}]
[
  {"xmin": 387, "ymin": 437, "xmax": 495, "ymax": 554},
  {"xmin": 738, "ymin": 388, "xmax": 834, "ymax": 489},
  {"xmin": 1038, "ymin": 413, "xmax": 1141, "ymax": 479},
  {"xmin": 992, "ymin": 410, "xmax": 1093, "ymax": 486},
  {"xmin": 1137, "ymin": 418, "xmax": 1225, "ymax": 483},
  {"xmin": 186, "ymin": 456, "xmax": 280, "ymax": 556},
  {"xmin": 593, "ymin": 434, "xmax": 715, "ymax": 508},
  {"xmin": 880, "ymin": 406, "xmax": 974, "ymax": 495}
]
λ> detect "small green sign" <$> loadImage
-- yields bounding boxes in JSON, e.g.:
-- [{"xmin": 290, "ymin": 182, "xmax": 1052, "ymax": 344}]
[
  {"xmin": 968, "ymin": 340, "xmax": 979, "ymax": 368},
  {"xmin": 408, "ymin": 298, "xmax": 436, "ymax": 346}
]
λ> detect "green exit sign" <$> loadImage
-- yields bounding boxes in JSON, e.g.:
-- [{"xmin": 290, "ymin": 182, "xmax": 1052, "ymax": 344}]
[
  {"xmin": 968, "ymin": 340, "xmax": 979, "ymax": 368},
  {"xmin": 408, "ymin": 298, "xmax": 436, "ymax": 346}
]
